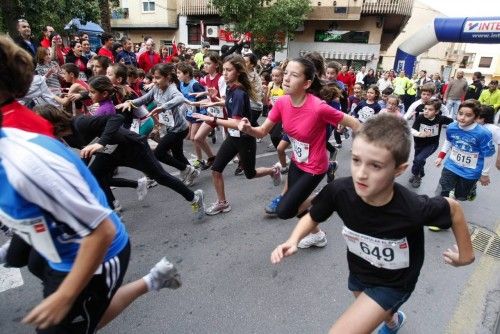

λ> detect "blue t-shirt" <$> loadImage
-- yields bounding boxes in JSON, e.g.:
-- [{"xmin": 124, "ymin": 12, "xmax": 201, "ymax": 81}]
[
  {"xmin": 444, "ymin": 122, "xmax": 495, "ymax": 180},
  {"xmin": 0, "ymin": 128, "xmax": 128, "ymax": 272},
  {"xmin": 352, "ymin": 100, "xmax": 381, "ymax": 123},
  {"xmin": 226, "ymin": 85, "xmax": 251, "ymax": 120},
  {"xmin": 180, "ymin": 79, "xmax": 206, "ymax": 117}
]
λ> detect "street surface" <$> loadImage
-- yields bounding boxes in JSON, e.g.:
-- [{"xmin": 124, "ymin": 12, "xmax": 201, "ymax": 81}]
[{"xmin": 1, "ymin": 124, "xmax": 499, "ymax": 334}]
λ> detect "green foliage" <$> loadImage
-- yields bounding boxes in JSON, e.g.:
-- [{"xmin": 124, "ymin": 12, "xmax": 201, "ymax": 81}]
[
  {"xmin": 210, "ymin": 0, "xmax": 311, "ymax": 54},
  {"xmin": 0, "ymin": 0, "xmax": 101, "ymax": 37}
]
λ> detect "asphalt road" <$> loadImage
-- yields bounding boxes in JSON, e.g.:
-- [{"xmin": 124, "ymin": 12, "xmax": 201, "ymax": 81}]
[{"xmin": 1, "ymin": 124, "xmax": 499, "ymax": 334}]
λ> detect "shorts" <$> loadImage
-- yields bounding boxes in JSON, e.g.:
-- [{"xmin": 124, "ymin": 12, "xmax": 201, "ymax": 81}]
[
  {"xmin": 36, "ymin": 241, "xmax": 131, "ymax": 334},
  {"xmin": 348, "ymin": 273, "xmax": 412, "ymax": 313},
  {"xmin": 281, "ymin": 134, "xmax": 290, "ymax": 143},
  {"xmin": 439, "ymin": 167, "xmax": 478, "ymax": 200}
]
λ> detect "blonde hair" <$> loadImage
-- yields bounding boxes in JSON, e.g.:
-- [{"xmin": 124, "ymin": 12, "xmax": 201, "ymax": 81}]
[{"xmin": 0, "ymin": 35, "xmax": 34, "ymax": 98}]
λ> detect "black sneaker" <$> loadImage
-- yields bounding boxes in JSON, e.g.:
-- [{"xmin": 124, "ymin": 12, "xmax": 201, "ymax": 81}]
[
  {"xmin": 234, "ymin": 164, "xmax": 244, "ymax": 176},
  {"xmin": 327, "ymin": 161, "xmax": 338, "ymax": 183},
  {"xmin": 411, "ymin": 175, "xmax": 422, "ymax": 188},
  {"xmin": 201, "ymin": 156, "xmax": 215, "ymax": 170}
]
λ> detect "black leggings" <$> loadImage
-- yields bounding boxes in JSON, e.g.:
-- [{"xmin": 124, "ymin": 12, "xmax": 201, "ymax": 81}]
[
  {"xmin": 277, "ymin": 161, "xmax": 325, "ymax": 220},
  {"xmin": 154, "ymin": 128, "xmax": 190, "ymax": 171},
  {"xmin": 211, "ymin": 135, "xmax": 257, "ymax": 179},
  {"xmin": 90, "ymin": 138, "xmax": 194, "ymax": 207},
  {"xmin": 270, "ymin": 122, "xmax": 283, "ymax": 149}
]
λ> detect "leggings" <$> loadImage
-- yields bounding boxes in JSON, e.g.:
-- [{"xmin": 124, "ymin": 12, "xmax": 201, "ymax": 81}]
[
  {"xmin": 277, "ymin": 161, "xmax": 325, "ymax": 219},
  {"xmin": 270, "ymin": 122, "xmax": 283, "ymax": 149},
  {"xmin": 89, "ymin": 138, "xmax": 194, "ymax": 207},
  {"xmin": 211, "ymin": 135, "xmax": 257, "ymax": 179},
  {"xmin": 154, "ymin": 128, "xmax": 190, "ymax": 171}
]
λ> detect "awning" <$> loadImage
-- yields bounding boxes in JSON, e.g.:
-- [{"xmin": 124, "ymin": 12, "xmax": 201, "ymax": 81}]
[
  {"xmin": 299, "ymin": 50, "xmax": 375, "ymax": 61},
  {"xmin": 64, "ymin": 18, "xmax": 104, "ymax": 33}
]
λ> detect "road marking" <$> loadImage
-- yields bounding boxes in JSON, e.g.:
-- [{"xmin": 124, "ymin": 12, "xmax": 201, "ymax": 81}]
[
  {"xmin": 445, "ymin": 221, "xmax": 500, "ymax": 334},
  {"xmin": 0, "ymin": 265, "xmax": 23, "ymax": 293}
]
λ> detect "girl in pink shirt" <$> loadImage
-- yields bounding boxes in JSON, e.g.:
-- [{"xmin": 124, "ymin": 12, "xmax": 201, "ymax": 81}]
[{"xmin": 239, "ymin": 57, "xmax": 360, "ymax": 247}]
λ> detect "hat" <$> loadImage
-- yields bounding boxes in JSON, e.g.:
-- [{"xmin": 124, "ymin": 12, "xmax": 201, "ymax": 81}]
[{"xmin": 202, "ymin": 41, "xmax": 210, "ymax": 48}]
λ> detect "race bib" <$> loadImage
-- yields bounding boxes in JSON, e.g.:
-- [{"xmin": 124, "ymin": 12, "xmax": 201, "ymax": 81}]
[
  {"xmin": 130, "ymin": 119, "xmax": 140, "ymax": 134},
  {"xmin": 207, "ymin": 106, "xmax": 224, "ymax": 117},
  {"xmin": 158, "ymin": 110, "xmax": 175, "ymax": 127},
  {"xmin": 450, "ymin": 147, "xmax": 478, "ymax": 169},
  {"xmin": 228, "ymin": 128, "xmax": 240, "ymax": 137},
  {"xmin": 342, "ymin": 226, "xmax": 410, "ymax": 270},
  {"xmin": 0, "ymin": 210, "xmax": 61, "ymax": 263},
  {"xmin": 419, "ymin": 124, "xmax": 439, "ymax": 137},
  {"xmin": 289, "ymin": 136, "xmax": 310, "ymax": 163},
  {"xmin": 186, "ymin": 104, "xmax": 196, "ymax": 117},
  {"xmin": 358, "ymin": 107, "xmax": 374, "ymax": 123}
]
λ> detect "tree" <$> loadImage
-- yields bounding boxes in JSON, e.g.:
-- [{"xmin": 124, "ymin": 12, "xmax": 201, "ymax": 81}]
[
  {"xmin": 0, "ymin": 0, "xmax": 100, "ymax": 38},
  {"xmin": 209, "ymin": 0, "xmax": 311, "ymax": 55}
]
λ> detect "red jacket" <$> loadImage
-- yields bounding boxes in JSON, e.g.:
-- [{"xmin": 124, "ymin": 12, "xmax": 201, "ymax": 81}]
[
  {"xmin": 337, "ymin": 72, "xmax": 356, "ymax": 95},
  {"xmin": 138, "ymin": 51, "xmax": 161, "ymax": 73},
  {"xmin": 1, "ymin": 100, "xmax": 54, "ymax": 137}
]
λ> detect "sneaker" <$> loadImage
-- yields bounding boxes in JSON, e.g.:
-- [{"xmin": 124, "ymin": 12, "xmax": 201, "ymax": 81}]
[
  {"xmin": 193, "ymin": 159, "xmax": 204, "ymax": 169},
  {"xmin": 408, "ymin": 175, "xmax": 415, "ymax": 184},
  {"xmin": 147, "ymin": 178, "xmax": 158, "ymax": 188},
  {"xmin": 411, "ymin": 175, "xmax": 421, "ymax": 188},
  {"xmin": 280, "ymin": 165, "xmax": 289, "ymax": 174},
  {"xmin": 0, "ymin": 239, "xmax": 11, "ymax": 264},
  {"xmin": 205, "ymin": 201, "xmax": 232, "ymax": 216},
  {"xmin": 234, "ymin": 164, "xmax": 244, "ymax": 176},
  {"xmin": 327, "ymin": 161, "xmax": 338, "ymax": 183},
  {"xmin": 265, "ymin": 195, "xmax": 282, "ymax": 215},
  {"xmin": 448, "ymin": 189, "xmax": 456, "ymax": 199},
  {"xmin": 184, "ymin": 166, "xmax": 200, "ymax": 187},
  {"xmin": 191, "ymin": 189, "xmax": 205, "ymax": 219},
  {"xmin": 428, "ymin": 226, "xmax": 442, "ymax": 232},
  {"xmin": 136, "ymin": 177, "xmax": 148, "ymax": 201},
  {"xmin": 271, "ymin": 164, "xmax": 282, "ymax": 186},
  {"xmin": 344, "ymin": 130, "xmax": 350, "ymax": 140},
  {"xmin": 201, "ymin": 156, "xmax": 215, "ymax": 170},
  {"xmin": 334, "ymin": 143, "xmax": 342, "ymax": 149},
  {"xmin": 113, "ymin": 200, "xmax": 123, "ymax": 213},
  {"xmin": 329, "ymin": 147, "xmax": 338, "ymax": 161},
  {"xmin": 180, "ymin": 165, "xmax": 192, "ymax": 183},
  {"xmin": 467, "ymin": 184, "xmax": 477, "ymax": 201},
  {"xmin": 144, "ymin": 257, "xmax": 182, "ymax": 291},
  {"xmin": 298, "ymin": 230, "xmax": 328, "ymax": 249},
  {"xmin": 378, "ymin": 310, "xmax": 406, "ymax": 334}
]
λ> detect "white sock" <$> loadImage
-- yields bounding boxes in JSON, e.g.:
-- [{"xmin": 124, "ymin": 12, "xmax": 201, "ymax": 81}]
[{"xmin": 142, "ymin": 274, "xmax": 154, "ymax": 291}]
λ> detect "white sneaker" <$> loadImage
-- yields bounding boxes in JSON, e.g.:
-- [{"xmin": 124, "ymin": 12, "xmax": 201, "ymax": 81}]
[
  {"xmin": 136, "ymin": 177, "xmax": 148, "ymax": 201},
  {"xmin": 298, "ymin": 231, "xmax": 327, "ymax": 249},
  {"xmin": 143, "ymin": 257, "xmax": 181, "ymax": 291},
  {"xmin": 147, "ymin": 178, "xmax": 158, "ymax": 188},
  {"xmin": 113, "ymin": 200, "xmax": 123, "ymax": 213},
  {"xmin": 271, "ymin": 163, "xmax": 282, "ymax": 186},
  {"xmin": 180, "ymin": 166, "xmax": 191, "ymax": 183},
  {"xmin": 184, "ymin": 166, "xmax": 200, "ymax": 187},
  {"xmin": 191, "ymin": 189, "xmax": 205, "ymax": 219},
  {"xmin": 0, "ymin": 239, "xmax": 11, "ymax": 264}
]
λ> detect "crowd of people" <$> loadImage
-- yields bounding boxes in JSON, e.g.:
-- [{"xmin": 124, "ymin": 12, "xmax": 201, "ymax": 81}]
[{"xmin": 0, "ymin": 18, "xmax": 499, "ymax": 333}]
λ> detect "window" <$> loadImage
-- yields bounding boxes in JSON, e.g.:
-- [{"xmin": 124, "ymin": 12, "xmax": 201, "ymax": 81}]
[
  {"xmin": 188, "ymin": 25, "xmax": 202, "ymax": 45},
  {"xmin": 459, "ymin": 56, "xmax": 469, "ymax": 68},
  {"xmin": 142, "ymin": 1, "xmax": 155, "ymax": 12},
  {"xmin": 478, "ymin": 57, "xmax": 493, "ymax": 68}
]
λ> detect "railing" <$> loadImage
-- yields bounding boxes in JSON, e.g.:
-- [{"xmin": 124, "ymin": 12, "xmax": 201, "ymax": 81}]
[
  {"xmin": 111, "ymin": 8, "xmax": 129, "ymax": 19},
  {"xmin": 177, "ymin": 0, "xmax": 219, "ymax": 15},
  {"xmin": 361, "ymin": 0, "xmax": 413, "ymax": 16}
]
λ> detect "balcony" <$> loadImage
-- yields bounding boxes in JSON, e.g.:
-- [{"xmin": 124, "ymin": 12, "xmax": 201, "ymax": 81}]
[
  {"xmin": 177, "ymin": 0, "xmax": 219, "ymax": 15},
  {"xmin": 111, "ymin": 8, "xmax": 129, "ymax": 19},
  {"xmin": 361, "ymin": 0, "xmax": 413, "ymax": 16}
]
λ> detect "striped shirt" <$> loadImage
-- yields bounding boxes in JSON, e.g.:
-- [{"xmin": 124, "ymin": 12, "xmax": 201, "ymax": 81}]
[{"xmin": 0, "ymin": 128, "xmax": 128, "ymax": 272}]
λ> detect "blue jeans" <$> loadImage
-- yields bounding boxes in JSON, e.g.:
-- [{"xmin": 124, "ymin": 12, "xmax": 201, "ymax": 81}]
[
  {"xmin": 446, "ymin": 99, "xmax": 461, "ymax": 120},
  {"xmin": 411, "ymin": 143, "xmax": 439, "ymax": 177}
]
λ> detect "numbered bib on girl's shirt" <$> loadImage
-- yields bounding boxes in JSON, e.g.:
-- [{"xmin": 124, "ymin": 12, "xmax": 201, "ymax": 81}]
[
  {"xmin": 207, "ymin": 106, "xmax": 224, "ymax": 117},
  {"xmin": 289, "ymin": 136, "xmax": 309, "ymax": 163},
  {"xmin": 342, "ymin": 226, "xmax": 410, "ymax": 270},
  {"xmin": 186, "ymin": 104, "xmax": 196, "ymax": 118},
  {"xmin": 358, "ymin": 107, "xmax": 375, "ymax": 123},
  {"xmin": 450, "ymin": 147, "xmax": 478, "ymax": 169},
  {"xmin": 158, "ymin": 110, "xmax": 175, "ymax": 127},
  {"xmin": 130, "ymin": 119, "xmax": 140, "ymax": 134},
  {"xmin": 227, "ymin": 128, "xmax": 240, "ymax": 137},
  {"xmin": 419, "ymin": 124, "xmax": 439, "ymax": 137},
  {"xmin": 0, "ymin": 212, "xmax": 61, "ymax": 263}
]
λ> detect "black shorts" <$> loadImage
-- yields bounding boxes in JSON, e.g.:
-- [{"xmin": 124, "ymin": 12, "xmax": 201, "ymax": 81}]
[
  {"xmin": 211, "ymin": 135, "xmax": 257, "ymax": 179},
  {"xmin": 37, "ymin": 241, "xmax": 131, "ymax": 334}
]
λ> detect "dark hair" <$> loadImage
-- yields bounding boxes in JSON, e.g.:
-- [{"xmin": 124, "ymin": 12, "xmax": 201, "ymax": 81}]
[
  {"xmin": 260, "ymin": 71, "xmax": 271, "ymax": 83},
  {"xmin": 89, "ymin": 75, "xmax": 115, "ymax": 96},
  {"xmin": 176, "ymin": 62, "xmax": 193, "ymax": 77},
  {"xmin": 420, "ymin": 82, "xmax": 436, "ymax": 94},
  {"xmin": 94, "ymin": 55, "xmax": 111, "ymax": 71},
  {"xmin": 137, "ymin": 68, "xmax": 146, "ymax": 79},
  {"xmin": 303, "ymin": 52, "xmax": 325, "ymax": 78},
  {"xmin": 423, "ymin": 99, "xmax": 442, "ymax": 111},
  {"xmin": 152, "ymin": 63, "xmax": 179, "ymax": 87},
  {"xmin": 127, "ymin": 65, "xmax": 138, "ymax": 78},
  {"xmin": 69, "ymin": 40, "xmax": 81, "ymax": 49},
  {"xmin": 110, "ymin": 63, "xmax": 128, "ymax": 84},
  {"xmin": 459, "ymin": 99, "xmax": 481, "ymax": 117},
  {"xmin": 33, "ymin": 104, "xmax": 72, "ymax": 137},
  {"xmin": 0, "ymin": 36, "xmax": 34, "ymax": 98},
  {"xmin": 367, "ymin": 84, "xmax": 380, "ymax": 100},
  {"xmin": 386, "ymin": 95, "xmax": 400, "ymax": 105},
  {"xmin": 381, "ymin": 87, "xmax": 394, "ymax": 95},
  {"xmin": 473, "ymin": 71, "xmax": 482, "ymax": 80},
  {"xmin": 357, "ymin": 114, "xmax": 411, "ymax": 166},
  {"xmin": 100, "ymin": 32, "xmax": 114, "ymax": 45},
  {"xmin": 61, "ymin": 63, "xmax": 79, "ymax": 78},
  {"xmin": 112, "ymin": 42, "xmax": 122, "ymax": 54},
  {"xmin": 326, "ymin": 61, "xmax": 341, "ymax": 73},
  {"xmin": 490, "ymin": 80, "xmax": 498, "ymax": 85},
  {"xmin": 290, "ymin": 57, "xmax": 323, "ymax": 96},
  {"xmin": 204, "ymin": 52, "xmax": 222, "ymax": 73},
  {"xmin": 320, "ymin": 82, "xmax": 341, "ymax": 103},
  {"xmin": 243, "ymin": 53, "xmax": 258, "ymax": 67},
  {"xmin": 223, "ymin": 54, "xmax": 258, "ymax": 102},
  {"xmin": 479, "ymin": 105, "xmax": 495, "ymax": 124}
]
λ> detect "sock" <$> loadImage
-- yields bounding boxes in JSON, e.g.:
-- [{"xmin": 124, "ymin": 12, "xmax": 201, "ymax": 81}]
[
  {"xmin": 143, "ymin": 273, "xmax": 154, "ymax": 291},
  {"xmin": 386, "ymin": 313, "xmax": 399, "ymax": 329}
]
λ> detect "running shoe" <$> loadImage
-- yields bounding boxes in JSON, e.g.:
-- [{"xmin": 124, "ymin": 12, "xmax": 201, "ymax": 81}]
[
  {"xmin": 180, "ymin": 165, "xmax": 193, "ymax": 183},
  {"xmin": 193, "ymin": 159, "xmax": 204, "ymax": 169},
  {"xmin": 411, "ymin": 175, "xmax": 422, "ymax": 188},
  {"xmin": 467, "ymin": 184, "xmax": 477, "ymax": 201},
  {"xmin": 191, "ymin": 189, "xmax": 205, "ymax": 219},
  {"xmin": 334, "ymin": 143, "xmax": 342, "ymax": 149},
  {"xmin": 137, "ymin": 177, "xmax": 148, "ymax": 201},
  {"xmin": 205, "ymin": 201, "xmax": 232, "ymax": 215},
  {"xmin": 201, "ymin": 156, "xmax": 215, "ymax": 170},
  {"xmin": 378, "ymin": 310, "xmax": 406, "ymax": 334},
  {"xmin": 147, "ymin": 178, "xmax": 158, "ymax": 188},
  {"xmin": 428, "ymin": 226, "xmax": 442, "ymax": 232},
  {"xmin": 408, "ymin": 175, "xmax": 415, "ymax": 184},
  {"xmin": 271, "ymin": 164, "xmax": 282, "ymax": 186},
  {"xmin": 184, "ymin": 166, "xmax": 200, "ymax": 187},
  {"xmin": 234, "ymin": 164, "xmax": 244, "ymax": 176},
  {"xmin": 327, "ymin": 161, "xmax": 338, "ymax": 183},
  {"xmin": 265, "ymin": 195, "xmax": 283, "ymax": 215},
  {"xmin": 0, "ymin": 239, "xmax": 11, "ymax": 264},
  {"xmin": 280, "ymin": 165, "xmax": 289, "ymax": 174},
  {"xmin": 113, "ymin": 200, "xmax": 123, "ymax": 213},
  {"xmin": 344, "ymin": 130, "xmax": 350, "ymax": 140},
  {"xmin": 144, "ymin": 257, "xmax": 182, "ymax": 291},
  {"xmin": 297, "ymin": 231, "xmax": 328, "ymax": 249}
]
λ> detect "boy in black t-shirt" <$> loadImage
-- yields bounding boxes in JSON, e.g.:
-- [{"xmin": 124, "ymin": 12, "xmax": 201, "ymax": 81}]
[
  {"xmin": 271, "ymin": 114, "xmax": 474, "ymax": 334},
  {"xmin": 409, "ymin": 100, "xmax": 453, "ymax": 188}
]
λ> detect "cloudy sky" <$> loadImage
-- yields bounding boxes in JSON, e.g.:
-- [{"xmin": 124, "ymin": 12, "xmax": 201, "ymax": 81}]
[{"xmin": 418, "ymin": 0, "xmax": 499, "ymax": 17}]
